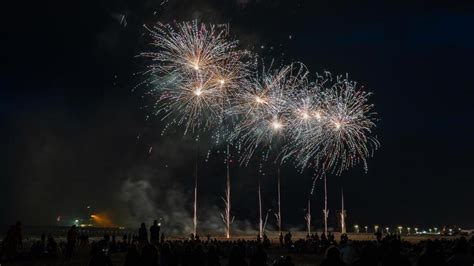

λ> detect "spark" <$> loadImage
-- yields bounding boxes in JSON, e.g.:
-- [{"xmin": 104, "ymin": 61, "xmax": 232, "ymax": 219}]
[
  {"xmin": 301, "ymin": 111, "xmax": 310, "ymax": 120},
  {"xmin": 194, "ymin": 87, "xmax": 203, "ymax": 96},
  {"xmin": 272, "ymin": 120, "xmax": 283, "ymax": 130},
  {"xmin": 255, "ymin": 96, "xmax": 265, "ymax": 104}
]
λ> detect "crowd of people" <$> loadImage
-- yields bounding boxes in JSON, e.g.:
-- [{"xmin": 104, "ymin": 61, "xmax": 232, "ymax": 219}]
[{"xmin": 1, "ymin": 220, "xmax": 474, "ymax": 265}]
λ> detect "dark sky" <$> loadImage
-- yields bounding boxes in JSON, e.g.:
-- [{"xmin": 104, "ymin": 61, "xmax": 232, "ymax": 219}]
[{"xmin": 2, "ymin": 0, "xmax": 474, "ymax": 231}]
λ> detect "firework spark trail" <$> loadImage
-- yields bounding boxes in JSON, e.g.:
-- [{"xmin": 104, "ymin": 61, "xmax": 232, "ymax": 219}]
[
  {"xmin": 276, "ymin": 167, "xmax": 282, "ymax": 235},
  {"xmin": 258, "ymin": 178, "xmax": 263, "ymax": 239},
  {"xmin": 305, "ymin": 197, "xmax": 311, "ymax": 236},
  {"xmin": 220, "ymin": 144, "xmax": 233, "ymax": 238},
  {"xmin": 193, "ymin": 142, "xmax": 199, "ymax": 237},
  {"xmin": 340, "ymin": 187, "xmax": 347, "ymax": 234},
  {"xmin": 323, "ymin": 174, "xmax": 328, "ymax": 235}
]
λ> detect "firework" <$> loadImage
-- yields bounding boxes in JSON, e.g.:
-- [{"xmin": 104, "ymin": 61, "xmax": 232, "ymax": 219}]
[
  {"xmin": 228, "ymin": 62, "xmax": 309, "ymax": 165},
  {"xmin": 140, "ymin": 20, "xmax": 380, "ymax": 235},
  {"xmin": 141, "ymin": 21, "xmax": 379, "ymax": 174},
  {"xmin": 279, "ymin": 80, "xmax": 325, "ymax": 164},
  {"xmin": 141, "ymin": 21, "xmax": 252, "ymax": 134},
  {"xmin": 288, "ymin": 73, "xmax": 379, "ymax": 175}
]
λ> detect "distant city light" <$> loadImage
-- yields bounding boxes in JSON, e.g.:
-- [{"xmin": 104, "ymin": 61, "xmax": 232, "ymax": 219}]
[{"xmin": 354, "ymin": 224, "xmax": 360, "ymax": 233}]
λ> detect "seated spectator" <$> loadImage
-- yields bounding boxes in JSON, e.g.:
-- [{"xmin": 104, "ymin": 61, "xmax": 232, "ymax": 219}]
[
  {"xmin": 89, "ymin": 240, "xmax": 112, "ymax": 266},
  {"xmin": 320, "ymin": 246, "xmax": 345, "ymax": 266},
  {"xmin": 124, "ymin": 244, "xmax": 140, "ymax": 266},
  {"xmin": 141, "ymin": 243, "xmax": 159, "ymax": 266},
  {"xmin": 447, "ymin": 237, "xmax": 474, "ymax": 266},
  {"xmin": 417, "ymin": 239, "xmax": 446, "ymax": 266}
]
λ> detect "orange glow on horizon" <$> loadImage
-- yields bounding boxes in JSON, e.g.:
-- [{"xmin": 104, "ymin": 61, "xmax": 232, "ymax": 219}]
[{"xmin": 90, "ymin": 213, "xmax": 114, "ymax": 227}]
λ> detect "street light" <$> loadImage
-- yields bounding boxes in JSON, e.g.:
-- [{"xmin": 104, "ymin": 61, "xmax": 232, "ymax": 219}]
[{"xmin": 354, "ymin": 225, "xmax": 360, "ymax": 233}]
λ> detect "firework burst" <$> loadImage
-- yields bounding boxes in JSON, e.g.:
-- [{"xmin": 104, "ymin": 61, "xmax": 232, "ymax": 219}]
[
  {"xmin": 228, "ymin": 62, "xmax": 309, "ymax": 165},
  {"xmin": 141, "ymin": 21, "xmax": 253, "ymax": 134},
  {"xmin": 291, "ymin": 73, "xmax": 380, "ymax": 175}
]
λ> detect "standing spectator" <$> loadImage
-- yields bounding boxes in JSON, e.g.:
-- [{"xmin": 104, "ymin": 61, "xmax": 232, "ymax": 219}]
[
  {"xmin": 66, "ymin": 225, "xmax": 78, "ymax": 259},
  {"xmin": 284, "ymin": 231, "xmax": 292, "ymax": 247},
  {"xmin": 138, "ymin": 222, "xmax": 148, "ymax": 245},
  {"xmin": 150, "ymin": 220, "xmax": 161, "ymax": 245},
  {"xmin": 339, "ymin": 234, "xmax": 357, "ymax": 265},
  {"xmin": 161, "ymin": 233, "xmax": 166, "ymax": 244}
]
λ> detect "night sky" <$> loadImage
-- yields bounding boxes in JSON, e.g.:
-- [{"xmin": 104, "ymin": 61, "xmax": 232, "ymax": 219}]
[{"xmin": 2, "ymin": 0, "xmax": 474, "ymax": 231}]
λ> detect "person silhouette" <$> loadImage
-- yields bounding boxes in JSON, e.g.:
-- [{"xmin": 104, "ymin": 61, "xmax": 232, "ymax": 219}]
[
  {"xmin": 447, "ymin": 237, "xmax": 474, "ymax": 266},
  {"xmin": 206, "ymin": 244, "xmax": 220, "ymax": 266},
  {"xmin": 141, "ymin": 244, "xmax": 159, "ymax": 266},
  {"xmin": 249, "ymin": 243, "xmax": 267, "ymax": 266},
  {"xmin": 320, "ymin": 246, "xmax": 345, "ymax": 266},
  {"xmin": 160, "ymin": 232, "xmax": 166, "ymax": 244},
  {"xmin": 417, "ymin": 239, "xmax": 446, "ymax": 266},
  {"xmin": 124, "ymin": 244, "xmax": 140, "ymax": 266},
  {"xmin": 66, "ymin": 225, "xmax": 78, "ymax": 259},
  {"xmin": 89, "ymin": 240, "xmax": 112, "ymax": 266},
  {"xmin": 229, "ymin": 245, "xmax": 247, "ymax": 266},
  {"xmin": 380, "ymin": 240, "xmax": 411, "ymax": 266},
  {"xmin": 150, "ymin": 220, "xmax": 161, "ymax": 245},
  {"xmin": 138, "ymin": 222, "xmax": 148, "ymax": 245}
]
